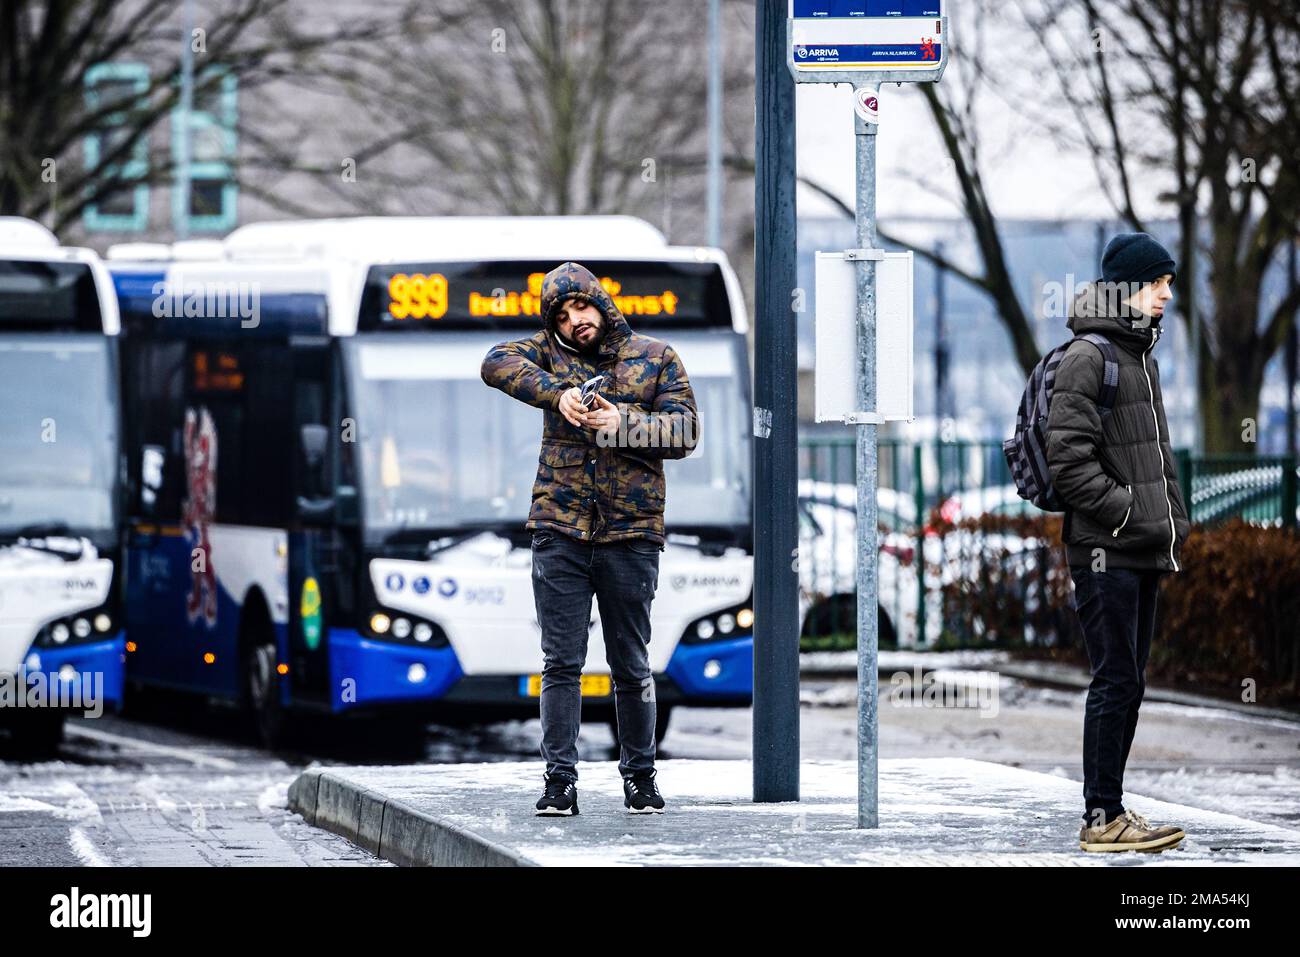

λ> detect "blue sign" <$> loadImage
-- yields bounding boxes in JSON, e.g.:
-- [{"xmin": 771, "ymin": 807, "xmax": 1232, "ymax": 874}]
[
  {"xmin": 437, "ymin": 577, "xmax": 458, "ymax": 598},
  {"xmin": 795, "ymin": 42, "xmax": 942, "ymax": 63},
  {"xmin": 413, "ymin": 575, "xmax": 431, "ymax": 594},
  {"xmin": 385, "ymin": 572, "xmax": 405, "ymax": 592},
  {"xmin": 793, "ymin": 1, "xmax": 940, "ymax": 16}
]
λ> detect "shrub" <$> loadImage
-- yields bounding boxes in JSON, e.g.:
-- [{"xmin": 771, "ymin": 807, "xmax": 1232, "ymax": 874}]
[{"xmin": 1154, "ymin": 520, "xmax": 1300, "ymax": 700}]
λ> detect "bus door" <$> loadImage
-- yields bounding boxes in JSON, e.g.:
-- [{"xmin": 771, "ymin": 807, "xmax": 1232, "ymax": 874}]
[{"xmin": 285, "ymin": 337, "xmax": 342, "ymax": 706}]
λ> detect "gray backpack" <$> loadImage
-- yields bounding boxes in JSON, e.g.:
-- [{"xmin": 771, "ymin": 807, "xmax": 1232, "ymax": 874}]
[{"xmin": 1003, "ymin": 333, "xmax": 1119, "ymax": 512}]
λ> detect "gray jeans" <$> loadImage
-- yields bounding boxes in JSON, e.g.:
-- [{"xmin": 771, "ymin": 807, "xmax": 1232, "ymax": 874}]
[{"xmin": 530, "ymin": 529, "xmax": 661, "ymax": 782}]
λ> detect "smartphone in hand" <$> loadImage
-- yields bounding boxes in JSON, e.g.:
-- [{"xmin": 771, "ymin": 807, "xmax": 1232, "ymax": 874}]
[{"xmin": 579, "ymin": 375, "xmax": 603, "ymax": 410}]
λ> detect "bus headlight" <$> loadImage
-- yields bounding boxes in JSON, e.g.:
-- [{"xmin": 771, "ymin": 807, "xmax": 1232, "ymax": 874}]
[
  {"xmin": 366, "ymin": 609, "xmax": 448, "ymax": 647},
  {"xmin": 683, "ymin": 597, "xmax": 755, "ymax": 644},
  {"xmin": 36, "ymin": 603, "xmax": 119, "ymax": 648}
]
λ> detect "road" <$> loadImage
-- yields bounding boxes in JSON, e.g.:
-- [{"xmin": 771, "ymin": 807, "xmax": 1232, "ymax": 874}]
[{"xmin": 1, "ymin": 673, "xmax": 1297, "ymax": 864}]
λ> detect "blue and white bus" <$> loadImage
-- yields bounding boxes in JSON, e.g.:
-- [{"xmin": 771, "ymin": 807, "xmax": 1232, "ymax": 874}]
[
  {"xmin": 0, "ymin": 218, "xmax": 125, "ymax": 751},
  {"xmin": 110, "ymin": 217, "xmax": 753, "ymax": 748}
]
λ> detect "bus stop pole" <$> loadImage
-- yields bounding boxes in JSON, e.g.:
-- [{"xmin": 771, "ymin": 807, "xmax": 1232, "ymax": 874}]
[
  {"xmin": 854, "ymin": 95, "xmax": 880, "ymax": 829},
  {"xmin": 752, "ymin": 0, "xmax": 800, "ymax": 803}
]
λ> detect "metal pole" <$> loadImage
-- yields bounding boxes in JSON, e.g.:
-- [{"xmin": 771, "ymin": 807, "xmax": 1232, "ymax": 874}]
[
  {"xmin": 1188, "ymin": 219, "xmax": 1202, "ymax": 454},
  {"xmin": 934, "ymin": 239, "xmax": 949, "ymax": 423},
  {"xmin": 854, "ymin": 91, "xmax": 880, "ymax": 829},
  {"xmin": 176, "ymin": 0, "xmax": 195, "ymax": 240},
  {"xmin": 1287, "ymin": 240, "xmax": 1297, "ymax": 461},
  {"xmin": 752, "ymin": 0, "xmax": 800, "ymax": 803},
  {"xmin": 707, "ymin": 0, "xmax": 723, "ymax": 249}
]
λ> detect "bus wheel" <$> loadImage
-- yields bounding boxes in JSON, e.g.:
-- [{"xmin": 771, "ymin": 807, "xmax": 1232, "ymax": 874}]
[
  {"xmin": 607, "ymin": 706, "xmax": 673, "ymax": 745},
  {"xmin": 244, "ymin": 635, "xmax": 297, "ymax": 751}
]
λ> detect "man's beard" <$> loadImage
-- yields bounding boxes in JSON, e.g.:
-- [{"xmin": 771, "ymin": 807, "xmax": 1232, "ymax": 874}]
[{"xmin": 570, "ymin": 323, "xmax": 606, "ymax": 355}]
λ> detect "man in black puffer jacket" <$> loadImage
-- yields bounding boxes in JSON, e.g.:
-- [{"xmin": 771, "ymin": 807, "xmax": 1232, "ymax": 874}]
[{"xmin": 1045, "ymin": 232, "xmax": 1191, "ymax": 853}]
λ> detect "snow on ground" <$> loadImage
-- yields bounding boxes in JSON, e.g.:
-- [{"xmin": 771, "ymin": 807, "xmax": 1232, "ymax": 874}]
[{"xmin": 329, "ymin": 757, "xmax": 1300, "ymax": 866}]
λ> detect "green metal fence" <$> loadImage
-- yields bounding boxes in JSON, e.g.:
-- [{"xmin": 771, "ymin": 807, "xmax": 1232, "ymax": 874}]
[
  {"xmin": 1177, "ymin": 450, "xmax": 1299, "ymax": 529},
  {"xmin": 797, "ymin": 437, "xmax": 1299, "ymax": 650}
]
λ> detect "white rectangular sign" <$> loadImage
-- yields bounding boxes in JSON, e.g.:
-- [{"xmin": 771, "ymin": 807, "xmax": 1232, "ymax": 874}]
[{"xmin": 814, "ymin": 250, "xmax": 913, "ymax": 423}]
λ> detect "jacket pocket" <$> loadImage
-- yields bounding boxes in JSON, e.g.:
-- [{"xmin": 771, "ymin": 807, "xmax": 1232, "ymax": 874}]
[
  {"xmin": 532, "ymin": 443, "xmax": 592, "ymax": 527},
  {"xmin": 540, "ymin": 443, "xmax": 590, "ymax": 469},
  {"xmin": 1111, "ymin": 484, "xmax": 1133, "ymax": 538}
]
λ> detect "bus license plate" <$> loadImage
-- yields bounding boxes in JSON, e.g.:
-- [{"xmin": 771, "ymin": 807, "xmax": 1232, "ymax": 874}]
[{"xmin": 522, "ymin": 674, "xmax": 611, "ymax": 697}]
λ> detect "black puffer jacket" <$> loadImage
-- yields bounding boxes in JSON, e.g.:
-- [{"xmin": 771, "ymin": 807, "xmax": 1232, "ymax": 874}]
[{"xmin": 1044, "ymin": 283, "xmax": 1191, "ymax": 572}]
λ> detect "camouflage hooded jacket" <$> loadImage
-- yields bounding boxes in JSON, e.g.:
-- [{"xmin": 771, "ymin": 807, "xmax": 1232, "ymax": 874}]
[{"xmin": 479, "ymin": 261, "xmax": 700, "ymax": 544}]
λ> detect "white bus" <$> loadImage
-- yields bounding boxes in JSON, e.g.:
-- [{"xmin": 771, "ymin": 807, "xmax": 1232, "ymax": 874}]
[
  {"xmin": 110, "ymin": 216, "xmax": 753, "ymax": 748},
  {"xmin": 0, "ymin": 218, "xmax": 125, "ymax": 751}
]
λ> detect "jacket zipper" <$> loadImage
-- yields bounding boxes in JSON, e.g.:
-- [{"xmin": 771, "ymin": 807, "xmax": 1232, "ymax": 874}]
[
  {"xmin": 1112, "ymin": 485, "xmax": 1132, "ymax": 537},
  {"xmin": 1140, "ymin": 333, "xmax": 1180, "ymax": 571}
]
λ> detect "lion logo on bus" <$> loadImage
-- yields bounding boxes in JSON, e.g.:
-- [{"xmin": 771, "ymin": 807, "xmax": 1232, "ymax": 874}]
[{"xmin": 183, "ymin": 406, "xmax": 218, "ymax": 629}]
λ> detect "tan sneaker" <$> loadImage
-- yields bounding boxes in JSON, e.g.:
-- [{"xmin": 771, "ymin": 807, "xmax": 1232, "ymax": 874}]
[{"xmin": 1078, "ymin": 809, "xmax": 1185, "ymax": 853}]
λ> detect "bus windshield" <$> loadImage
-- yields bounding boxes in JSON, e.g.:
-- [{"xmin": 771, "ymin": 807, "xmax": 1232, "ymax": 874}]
[
  {"xmin": 0, "ymin": 334, "xmax": 118, "ymax": 536},
  {"xmin": 344, "ymin": 332, "xmax": 749, "ymax": 541}
]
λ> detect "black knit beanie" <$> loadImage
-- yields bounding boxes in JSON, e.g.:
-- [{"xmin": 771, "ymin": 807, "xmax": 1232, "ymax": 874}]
[{"xmin": 1101, "ymin": 233, "xmax": 1177, "ymax": 286}]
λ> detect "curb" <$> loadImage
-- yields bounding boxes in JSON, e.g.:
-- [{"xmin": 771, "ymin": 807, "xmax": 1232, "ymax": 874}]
[{"xmin": 287, "ymin": 768, "xmax": 538, "ymax": 867}]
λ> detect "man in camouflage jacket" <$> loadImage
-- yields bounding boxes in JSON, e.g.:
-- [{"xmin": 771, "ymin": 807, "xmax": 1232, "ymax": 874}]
[
  {"xmin": 480, "ymin": 260, "xmax": 699, "ymax": 815},
  {"xmin": 481, "ymin": 261, "xmax": 699, "ymax": 543}
]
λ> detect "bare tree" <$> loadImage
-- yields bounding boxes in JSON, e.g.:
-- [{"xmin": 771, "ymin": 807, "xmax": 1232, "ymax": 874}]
[
  {"xmin": 329, "ymin": 0, "xmax": 757, "ymax": 250},
  {"xmin": 0, "ymin": 0, "xmax": 404, "ymax": 235},
  {"xmin": 794, "ymin": 2, "xmax": 1044, "ymax": 380},
  {"xmin": 1021, "ymin": 0, "xmax": 1300, "ymax": 453}
]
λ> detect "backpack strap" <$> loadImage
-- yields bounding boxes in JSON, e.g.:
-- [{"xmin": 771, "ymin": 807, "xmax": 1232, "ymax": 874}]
[{"xmin": 1077, "ymin": 333, "xmax": 1119, "ymax": 417}]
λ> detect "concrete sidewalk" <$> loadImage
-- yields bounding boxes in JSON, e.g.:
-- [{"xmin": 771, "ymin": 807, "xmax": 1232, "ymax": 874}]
[{"xmin": 287, "ymin": 758, "xmax": 1300, "ymax": 866}]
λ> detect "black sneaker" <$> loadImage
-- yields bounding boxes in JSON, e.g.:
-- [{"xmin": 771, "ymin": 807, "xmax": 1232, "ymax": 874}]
[
  {"xmin": 535, "ymin": 774, "xmax": 579, "ymax": 816},
  {"xmin": 623, "ymin": 769, "xmax": 665, "ymax": 814}
]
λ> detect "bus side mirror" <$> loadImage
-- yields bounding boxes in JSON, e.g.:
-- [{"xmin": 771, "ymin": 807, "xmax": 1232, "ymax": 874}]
[
  {"xmin": 300, "ymin": 424, "xmax": 329, "ymax": 473},
  {"xmin": 140, "ymin": 445, "xmax": 165, "ymax": 517},
  {"xmin": 297, "ymin": 424, "xmax": 333, "ymax": 523}
]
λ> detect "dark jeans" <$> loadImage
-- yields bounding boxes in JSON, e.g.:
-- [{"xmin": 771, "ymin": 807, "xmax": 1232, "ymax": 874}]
[
  {"xmin": 1069, "ymin": 565, "xmax": 1160, "ymax": 826},
  {"xmin": 530, "ymin": 529, "xmax": 661, "ymax": 782}
]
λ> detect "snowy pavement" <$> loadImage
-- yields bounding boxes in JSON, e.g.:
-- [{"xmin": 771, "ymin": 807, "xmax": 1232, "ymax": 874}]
[
  {"xmin": 0, "ymin": 718, "xmax": 389, "ymax": 866},
  {"xmin": 289, "ymin": 757, "xmax": 1300, "ymax": 866},
  {"xmin": 4, "ymin": 665, "xmax": 1296, "ymax": 865}
]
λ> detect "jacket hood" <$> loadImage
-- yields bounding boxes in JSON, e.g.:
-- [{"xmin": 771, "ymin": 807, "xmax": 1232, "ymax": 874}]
[
  {"xmin": 1066, "ymin": 280, "xmax": 1162, "ymax": 353},
  {"xmin": 539, "ymin": 261, "xmax": 633, "ymax": 361}
]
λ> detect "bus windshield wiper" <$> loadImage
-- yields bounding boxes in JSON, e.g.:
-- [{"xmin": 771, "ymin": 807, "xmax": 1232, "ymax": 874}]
[
  {"xmin": 0, "ymin": 524, "xmax": 87, "ymax": 559},
  {"xmin": 379, "ymin": 521, "xmax": 523, "ymax": 551},
  {"xmin": 15, "ymin": 522, "xmax": 71, "ymax": 539},
  {"xmin": 665, "ymin": 524, "xmax": 748, "ymax": 556}
]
